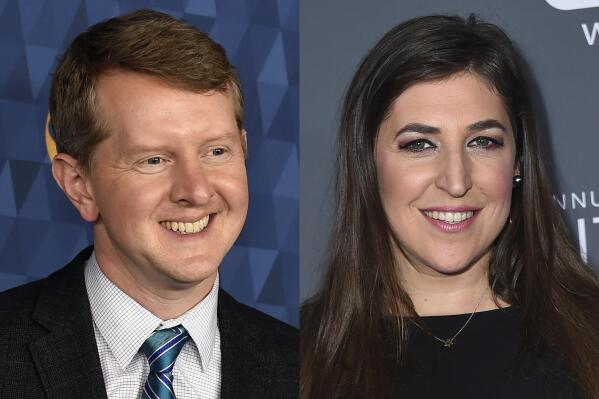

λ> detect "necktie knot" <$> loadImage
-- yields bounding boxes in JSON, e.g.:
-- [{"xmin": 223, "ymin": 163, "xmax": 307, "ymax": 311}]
[{"xmin": 141, "ymin": 325, "xmax": 189, "ymax": 399}]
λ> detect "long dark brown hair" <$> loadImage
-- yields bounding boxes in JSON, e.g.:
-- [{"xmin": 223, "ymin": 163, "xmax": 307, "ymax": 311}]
[{"xmin": 301, "ymin": 15, "xmax": 599, "ymax": 399}]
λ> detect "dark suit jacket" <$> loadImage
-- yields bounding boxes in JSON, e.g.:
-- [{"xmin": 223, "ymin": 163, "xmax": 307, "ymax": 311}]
[{"xmin": 0, "ymin": 247, "xmax": 298, "ymax": 398}]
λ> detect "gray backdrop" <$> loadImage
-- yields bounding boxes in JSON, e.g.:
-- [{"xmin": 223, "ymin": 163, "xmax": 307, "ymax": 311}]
[{"xmin": 300, "ymin": 0, "xmax": 599, "ymax": 301}]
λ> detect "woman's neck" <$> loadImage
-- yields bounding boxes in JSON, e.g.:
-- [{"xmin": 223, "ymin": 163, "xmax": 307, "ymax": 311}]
[{"xmin": 397, "ymin": 253, "xmax": 506, "ymax": 316}]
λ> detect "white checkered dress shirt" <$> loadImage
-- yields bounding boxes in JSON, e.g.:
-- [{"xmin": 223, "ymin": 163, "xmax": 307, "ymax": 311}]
[{"xmin": 84, "ymin": 253, "xmax": 221, "ymax": 398}]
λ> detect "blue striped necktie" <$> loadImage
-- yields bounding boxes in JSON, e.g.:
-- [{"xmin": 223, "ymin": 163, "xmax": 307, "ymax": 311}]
[{"xmin": 141, "ymin": 325, "xmax": 190, "ymax": 399}]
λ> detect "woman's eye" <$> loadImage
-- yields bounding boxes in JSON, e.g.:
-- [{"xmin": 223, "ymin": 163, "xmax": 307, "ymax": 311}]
[
  {"xmin": 469, "ymin": 136, "xmax": 502, "ymax": 149},
  {"xmin": 399, "ymin": 139, "xmax": 435, "ymax": 152},
  {"xmin": 211, "ymin": 148, "xmax": 226, "ymax": 156}
]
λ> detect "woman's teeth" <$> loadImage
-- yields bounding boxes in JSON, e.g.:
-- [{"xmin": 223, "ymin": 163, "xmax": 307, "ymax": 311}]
[
  {"xmin": 160, "ymin": 215, "xmax": 210, "ymax": 234},
  {"xmin": 424, "ymin": 210, "xmax": 474, "ymax": 224}
]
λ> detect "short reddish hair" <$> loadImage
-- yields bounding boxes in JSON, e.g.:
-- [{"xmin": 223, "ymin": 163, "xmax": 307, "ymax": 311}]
[{"xmin": 49, "ymin": 9, "xmax": 243, "ymax": 173}]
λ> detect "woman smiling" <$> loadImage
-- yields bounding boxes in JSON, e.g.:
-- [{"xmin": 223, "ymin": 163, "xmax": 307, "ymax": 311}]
[{"xmin": 301, "ymin": 15, "xmax": 599, "ymax": 399}]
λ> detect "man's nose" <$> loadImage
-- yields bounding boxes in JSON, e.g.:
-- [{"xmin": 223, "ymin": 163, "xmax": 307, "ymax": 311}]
[
  {"xmin": 170, "ymin": 161, "xmax": 215, "ymax": 205},
  {"xmin": 434, "ymin": 149, "xmax": 472, "ymax": 197}
]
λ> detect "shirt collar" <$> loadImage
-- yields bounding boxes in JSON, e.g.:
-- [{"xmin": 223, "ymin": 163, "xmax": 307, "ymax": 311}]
[{"xmin": 84, "ymin": 251, "xmax": 219, "ymax": 371}]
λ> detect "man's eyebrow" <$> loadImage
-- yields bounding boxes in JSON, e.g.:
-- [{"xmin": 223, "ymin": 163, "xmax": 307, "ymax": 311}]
[
  {"xmin": 126, "ymin": 131, "xmax": 241, "ymax": 154},
  {"xmin": 202, "ymin": 131, "xmax": 242, "ymax": 143},
  {"xmin": 467, "ymin": 119, "xmax": 507, "ymax": 133},
  {"xmin": 125, "ymin": 145, "xmax": 168, "ymax": 155},
  {"xmin": 396, "ymin": 123, "xmax": 441, "ymax": 137}
]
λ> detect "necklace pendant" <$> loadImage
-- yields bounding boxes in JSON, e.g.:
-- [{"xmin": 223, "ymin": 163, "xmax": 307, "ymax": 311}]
[{"xmin": 443, "ymin": 338, "xmax": 454, "ymax": 348}]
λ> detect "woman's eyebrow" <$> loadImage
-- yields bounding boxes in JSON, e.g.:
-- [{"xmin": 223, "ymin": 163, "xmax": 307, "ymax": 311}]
[
  {"xmin": 395, "ymin": 119, "xmax": 507, "ymax": 138},
  {"xmin": 467, "ymin": 119, "xmax": 507, "ymax": 133},
  {"xmin": 396, "ymin": 123, "xmax": 440, "ymax": 137}
]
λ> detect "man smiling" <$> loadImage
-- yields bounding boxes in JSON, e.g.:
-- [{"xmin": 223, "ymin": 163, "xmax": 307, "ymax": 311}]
[{"xmin": 0, "ymin": 9, "xmax": 297, "ymax": 399}]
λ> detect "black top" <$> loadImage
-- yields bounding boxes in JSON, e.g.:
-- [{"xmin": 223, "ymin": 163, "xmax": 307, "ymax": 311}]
[{"xmin": 391, "ymin": 307, "xmax": 583, "ymax": 399}]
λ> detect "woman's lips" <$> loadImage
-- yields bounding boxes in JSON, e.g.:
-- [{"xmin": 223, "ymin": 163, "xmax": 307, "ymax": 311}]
[{"xmin": 420, "ymin": 209, "xmax": 480, "ymax": 232}]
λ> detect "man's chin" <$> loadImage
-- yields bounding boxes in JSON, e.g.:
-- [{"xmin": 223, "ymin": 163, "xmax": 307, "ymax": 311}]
[{"xmin": 160, "ymin": 258, "xmax": 218, "ymax": 277}]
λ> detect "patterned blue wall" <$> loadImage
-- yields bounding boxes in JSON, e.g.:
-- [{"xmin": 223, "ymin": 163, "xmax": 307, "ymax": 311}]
[{"xmin": 0, "ymin": 0, "xmax": 298, "ymax": 326}]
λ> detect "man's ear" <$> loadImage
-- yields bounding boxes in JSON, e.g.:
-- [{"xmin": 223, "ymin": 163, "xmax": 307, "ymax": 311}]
[
  {"xmin": 51, "ymin": 153, "xmax": 99, "ymax": 222},
  {"xmin": 241, "ymin": 128, "xmax": 248, "ymax": 160}
]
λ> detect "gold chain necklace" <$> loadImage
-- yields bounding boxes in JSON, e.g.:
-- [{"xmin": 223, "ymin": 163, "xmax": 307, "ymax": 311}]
[{"xmin": 412, "ymin": 287, "xmax": 486, "ymax": 348}]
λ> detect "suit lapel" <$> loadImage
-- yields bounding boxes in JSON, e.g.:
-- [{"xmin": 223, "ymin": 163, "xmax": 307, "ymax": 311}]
[
  {"xmin": 29, "ymin": 247, "xmax": 108, "ymax": 399},
  {"xmin": 218, "ymin": 290, "xmax": 272, "ymax": 399}
]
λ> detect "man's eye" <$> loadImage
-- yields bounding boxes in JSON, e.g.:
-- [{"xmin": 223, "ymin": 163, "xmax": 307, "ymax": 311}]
[
  {"xmin": 399, "ymin": 139, "xmax": 435, "ymax": 152},
  {"xmin": 212, "ymin": 148, "xmax": 226, "ymax": 156},
  {"xmin": 469, "ymin": 136, "xmax": 502, "ymax": 149},
  {"xmin": 145, "ymin": 157, "xmax": 163, "ymax": 165}
]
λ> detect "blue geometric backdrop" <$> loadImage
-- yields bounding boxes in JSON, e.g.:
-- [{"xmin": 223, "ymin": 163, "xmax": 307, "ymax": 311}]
[{"xmin": 0, "ymin": 0, "xmax": 298, "ymax": 326}]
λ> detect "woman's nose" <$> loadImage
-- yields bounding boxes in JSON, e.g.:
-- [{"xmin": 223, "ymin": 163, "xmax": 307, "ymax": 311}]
[{"xmin": 434, "ymin": 150, "xmax": 472, "ymax": 197}]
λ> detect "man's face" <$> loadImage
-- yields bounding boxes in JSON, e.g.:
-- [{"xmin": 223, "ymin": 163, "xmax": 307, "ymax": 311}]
[{"xmin": 85, "ymin": 70, "xmax": 248, "ymax": 293}]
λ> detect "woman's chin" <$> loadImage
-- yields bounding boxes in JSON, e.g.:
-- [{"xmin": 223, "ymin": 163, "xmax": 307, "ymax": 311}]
[{"xmin": 413, "ymin": 255, "xmax": 483, "ymax": 277}]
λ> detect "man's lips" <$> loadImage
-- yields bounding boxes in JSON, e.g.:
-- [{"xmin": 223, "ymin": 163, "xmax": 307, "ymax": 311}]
[{"xmin": 160, "ymin": 214, "xmax": 213, "ymax": 234}]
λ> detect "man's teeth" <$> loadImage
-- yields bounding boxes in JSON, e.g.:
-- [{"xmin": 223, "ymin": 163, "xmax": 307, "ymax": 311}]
[
  {"xmin": 161, "ymin": 215, "xmax": 210, "ymax": 234},
  {"xmin": 424, "ymin": 210, "xmax": 474, "ymax": 224}
]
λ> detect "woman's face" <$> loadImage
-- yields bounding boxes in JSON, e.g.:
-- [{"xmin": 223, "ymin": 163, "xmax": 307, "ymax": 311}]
[{"xmin": 375, "ymin": 72, "xmax": 517, "ymax": 277}]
